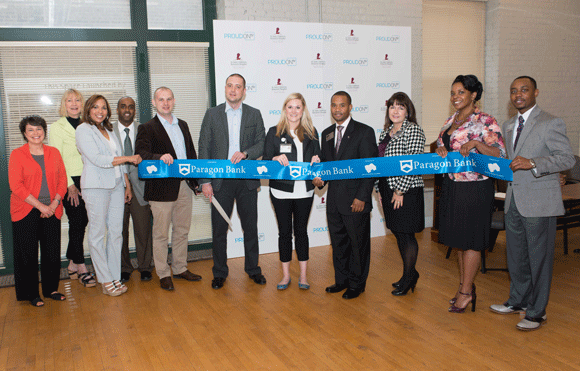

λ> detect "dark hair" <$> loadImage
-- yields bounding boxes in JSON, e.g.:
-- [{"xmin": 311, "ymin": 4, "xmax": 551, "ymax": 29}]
[
  {"xmin": 83, "ymin": 94, "xmax": 112, "ymax": 131},
  {"xmin": 226, "ymin": 73, "xmax": 246, "ymax": 89},
  {"xmin": 331, "ymin": 91, "xmax": 352, "ymax": 105},
  {"xmin": 19, "ymin": 115, "xmax": 47, "ymax": 141},
  {"xmin": 513, "ymin": 75, "xmax": 537, "ymax": 90},
  {"xmin": 452, "ymin": 75, "xmax": 483, "ymax": 102},
  {"xmin": 384, "ymin": 92, "xmax": 417, "ymax": 129}
]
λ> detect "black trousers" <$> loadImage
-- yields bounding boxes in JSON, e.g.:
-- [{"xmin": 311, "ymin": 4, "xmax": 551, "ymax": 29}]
[
  {"xmin": 326, "ymin": 211, "xmax": 371, "ymax": 291},
  {"xmin": 211, "ymin": 179, "xmax": 261, "ymax": 278},
  {"xmin": 62, "ymin": 176, "xmax": 88, "ymax": 264},
  {"xmin": 13, "ymin": 209, "xmax": 61, "ymax": 301},
  {"xmin": 270, "ymin": 193, "xmax": 313, "ymax": 262}
]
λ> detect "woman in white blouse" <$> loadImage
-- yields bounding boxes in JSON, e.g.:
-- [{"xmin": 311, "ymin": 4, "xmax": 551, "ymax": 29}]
[
  {"xmin": 263, "ymin": 93, "xmax": 321, "ymax": 290},
  {"xmin": 75, "ymin": 95, "xmax": 141, "ymax": 296}
]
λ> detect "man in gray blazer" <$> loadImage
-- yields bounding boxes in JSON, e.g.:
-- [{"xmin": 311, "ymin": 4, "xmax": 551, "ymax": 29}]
[
  {"xmin": 113, "ymin": 96, "xmax": 153, "ymax": 283},
  {"xmin": 198, "ymin": 73, "xmax": 266, "ymax": 289},
  {"xmin": 490, "ymin": 76, "xmax": 575, "ymax": 331}
]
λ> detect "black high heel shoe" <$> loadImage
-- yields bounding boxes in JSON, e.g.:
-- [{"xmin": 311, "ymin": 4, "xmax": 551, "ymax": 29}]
[
  {"xmin": 448, "ymin": 289, "xmax": 477, "ymax": 313},
  {"xmin": 391, "ymin": 271, "xmax": 419, "ymax": 296},
  {"xmin": 392, "ymin": 277, "xmax": 404, "ymax": 289}
]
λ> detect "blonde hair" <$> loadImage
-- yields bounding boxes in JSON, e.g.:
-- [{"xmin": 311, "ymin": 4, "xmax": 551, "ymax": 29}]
[
  {"xmin": 275, "ymin": 93, "xmax": 316, "ymax": 142},
  {"xmin": 58, "ymin": 89, "xmax": 84, "ymax": 118}
]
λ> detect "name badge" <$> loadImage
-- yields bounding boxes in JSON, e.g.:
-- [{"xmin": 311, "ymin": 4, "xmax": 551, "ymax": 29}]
[
  {"xmin": 280, "ymin": 144, "xmax": 292, "ymax": 153},
  {"xmin": 326, "ymin": 132, "xmax": 334, "ymax": 141}
]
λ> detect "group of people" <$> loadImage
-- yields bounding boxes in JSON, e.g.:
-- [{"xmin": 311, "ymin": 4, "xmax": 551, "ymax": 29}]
[{"xmin": 9, "ymin": 73, "xmax": 574, "ymax": 332}]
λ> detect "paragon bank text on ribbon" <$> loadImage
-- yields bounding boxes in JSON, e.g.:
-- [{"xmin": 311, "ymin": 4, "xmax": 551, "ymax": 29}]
[{"xmin": 138, "ymin": 153, "xmax": 513, "ymax": 182}]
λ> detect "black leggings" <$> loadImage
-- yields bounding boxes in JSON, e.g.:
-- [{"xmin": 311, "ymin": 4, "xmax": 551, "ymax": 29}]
[{"xmin": 393, "ymin": 231, "xmax": 419, "ymax": 282}]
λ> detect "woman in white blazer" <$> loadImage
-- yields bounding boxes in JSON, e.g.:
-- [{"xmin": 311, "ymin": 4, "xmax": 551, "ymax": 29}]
[{"xmin": 76, "ymin": 95, "xmax": 141, "ymax": 296}]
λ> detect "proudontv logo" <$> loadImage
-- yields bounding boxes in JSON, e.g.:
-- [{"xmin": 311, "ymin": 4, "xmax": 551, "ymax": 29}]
[{"xmin": 224, "ymin": 32, "xmax": 255, "ymax": 41}]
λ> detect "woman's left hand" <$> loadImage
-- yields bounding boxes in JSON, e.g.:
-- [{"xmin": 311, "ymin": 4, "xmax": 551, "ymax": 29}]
[
  {"xmin": 272, "ymin": 154, "xmax": 289, "ymax": 166},
  {"xmin": 391, "ymin": 192, "xmax": 404, "ymax": 210},
  {"xmin": 310, "ymin": 155, "xmax": 320, "ymax": 166},
  {"xmin": 459, "ymin": 140, "xmax": 479, "ymax": 157}
]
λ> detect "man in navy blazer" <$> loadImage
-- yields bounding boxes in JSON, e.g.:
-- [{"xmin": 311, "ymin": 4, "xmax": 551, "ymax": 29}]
[
  {"xmin": 490, "ymin": 76, "xmax": 575, "ymax": 331},
  {"xmin": 135, "ymin": 87, "xmax": 201, "ymax": 291},
  {"xmin": 198, "ymin": 74, "xmax": 266, "ymax": 290},
  {"xmin": 313, "ymin": 91, "xmax": 378, "ymax": 299}
]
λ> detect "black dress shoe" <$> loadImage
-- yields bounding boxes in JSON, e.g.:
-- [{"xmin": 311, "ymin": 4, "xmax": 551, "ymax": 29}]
[
  {"xmin": 120, "ymin": 272, "xmax": 131, "ymax": 283},
  {"xmin": 342, "ymin": 288, "xmax": 364, "ymax": 299},
  {"xmin": 212, "ymin": 277, "xmax": 226, "ymax": 289},
  {"xmin": 160, "ymin": 277, "xmax": 174, "ymax": 291},
  {"xmin": 249, "ymin": 274, "xmax": 267, "ymax": 285},
  {"xmin": 140, "ymin": 271, "xmax": 152, "ymax": 281},
  {"xmin": 325, "ymin": 284, "xmax": 348, "ymax": 293}
]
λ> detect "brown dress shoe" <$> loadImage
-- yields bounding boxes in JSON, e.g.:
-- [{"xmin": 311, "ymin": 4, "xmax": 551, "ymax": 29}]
[
  {"xmin": 160, "ymin": 277, "xmax": 175, "ymax": 291},
  {"xmin": 173, "ymin": 270, "xmax": 202, "ymax": 281}
]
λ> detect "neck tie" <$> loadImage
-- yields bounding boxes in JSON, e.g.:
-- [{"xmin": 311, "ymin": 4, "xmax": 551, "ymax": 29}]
[
  {"xmin": 513, "ymin": 116, "xmax": 524, "ymax": 150},
  {"xmin": 124, "ymin": 128, "xmax": 132, "ymax": 169},
  {"xmin": 335, "ymin": 125, "xmax": 344, "ymax": 155}
]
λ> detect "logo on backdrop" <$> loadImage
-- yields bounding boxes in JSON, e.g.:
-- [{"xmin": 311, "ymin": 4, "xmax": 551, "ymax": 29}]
[
  {"xmin": 346, "ymin": 77, "xmax": 360, "ymax": 91},
  {"xmin": 352, "ymin": 105, "xmax": 369, "ymax": 114},
  {"xmin": 246, "ymin": 83, "xmax": 257, "ymax": 93},
  {"xmin": 312, "ymin": 102, "xmax": 327, "ymax": 116},
  {"xmin": 316, "ymin": 196, "xmax": 326, "ymax": 210},
  {"xmin": 268, "ymin": 109, "xmax": 282, "ymax": 116},
  {"xmin": 343, "ymin": 58, "xmax": 368, "ymax": 66},
  {"xmin": 267, "ymin": 57, "xmax": 297, "ymax": 66},
  {"xmin": 258, "ymin": 233, "xmax": 265, "ymax": 242},
  {"xmin": 376, "ymin": 81, "xmax": 400, "ymax": 89},
  {"xmin": 311, "ymin": 53, "xmax": 326, "ymax": 67},
  {"xmin": 400, "ymin": 160, "xmax": 413, "ymax": 173},
  {"xmin": 271, "ymin": 79, "xmax": 288, "ymax": 92},
  {"xmin": 305, "ymin": 33, "xmax": 333, "ymax": 41},
  {"xmin": 376, "ymin": 35, "xmax": 400, "ymax": 43},
  {"xmin": 346, "ymin": 29, "xmax": 359, "ymax": 43},
  {"xmin": 270, "ymin": 27, "xmax": 286, "ymax": 42},
  {"xmin": 224, "ymin": 32, "xmax": 255, "ymax": 41},
  {"xmin": 380, "ymin": 53, "xmax": 394, "ymax": 68},
  {"xmin": 381, "ymin": 99, "xmax": 388, "ymax": 112},
  {"xmin": 306, "ymin": 82, "xmax": 334, "ymax": 90},
  {"xmin": 231, "ymin": 53, "xmax": 247, "ymax": 67}
]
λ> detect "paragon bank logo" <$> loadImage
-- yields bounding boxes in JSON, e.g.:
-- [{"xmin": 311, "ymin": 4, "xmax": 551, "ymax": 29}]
[
  {"xmin": 179, "ymin": 164, "xmax": 191, "ymax": 176},
  {"xmin": 380, "ymin": 53, "xmax": 393, "ymax": 68},
  {"xmin": 400, "ymin": 160, "xmax": 413, "ymax": 173},
  {"xmin": 343, "ymin": 58, "xmax": 368, "ymax": 66},
  {"xmin": 311, "ymin": 53, "xmax": 326, "ymax": 67},
  {"xmin": 270, "ymin": 27, "xmax": 286, "ymax": 42},
  {"xmin": 224, "ymin": 32, "xmax": 255, "ymax": 41},
  {"xmin": 376, "ymin": 35, "xmax": 400, "ymax": 43},
  {"xmin": 289, "ymin": 166, "xmax": 302, "ymax": 178},
  {"xmin": 267, "ymin": 57, "xmax": 297, "ymax": 66},
  {"xmin": 305, "ymin": 33, "xmax": 333, "ymax": 41},
  {"xmin": 376, "ymin": 81, "xmax": 400, "ymax": 89},
  {"xmin": 230, "ymin": 53, "xmax": 247, "ymax": 67},
  {"xmin": 345, "ymin": 29, "xmax": 359, "ymax": 43},
  {"xmin": 306, "ymin": 82, "xmax": 334, "ymax": 90}
]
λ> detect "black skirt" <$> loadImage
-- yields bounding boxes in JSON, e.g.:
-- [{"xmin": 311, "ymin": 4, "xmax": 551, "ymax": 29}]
[
  {"xmin": 378, "ymin": 178, "xmax": 425, "ymax": 234},
  {"xmin": 438, "ymin": 177, "xmax": 494, "ymax": 251}
]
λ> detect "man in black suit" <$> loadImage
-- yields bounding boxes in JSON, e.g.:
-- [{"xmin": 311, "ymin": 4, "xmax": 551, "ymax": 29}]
[
  {"xmin": 198, "ymin": 74, "xmax": 266, "ymax": 290},
  {"xmin": 313, "ymin": 91, "xmax": 378, "ymax": 299},
  {"xmin": 135, "ymin": 87, "xmax": 201, "ymax": 291}
]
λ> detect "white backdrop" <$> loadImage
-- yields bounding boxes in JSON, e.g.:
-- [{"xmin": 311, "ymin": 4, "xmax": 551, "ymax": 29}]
[{"xmin": 212, "ymin": 20, "xmax": 412, "ymax": 258}]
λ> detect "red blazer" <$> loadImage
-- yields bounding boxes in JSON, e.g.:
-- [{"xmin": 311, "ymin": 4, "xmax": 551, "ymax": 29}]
[{"xmin": 9, "ymin": 143, "xmax": 68, "ymax": 222}]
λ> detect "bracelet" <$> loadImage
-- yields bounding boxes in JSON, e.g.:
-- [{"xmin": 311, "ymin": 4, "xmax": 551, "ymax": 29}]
[
  {"xmin": 394, "ymin": 190, "xmax": 404, "ymax": 196},
  {"xmin": 55, "ymin": 199, "xmax": 61, "ymax": 205}
]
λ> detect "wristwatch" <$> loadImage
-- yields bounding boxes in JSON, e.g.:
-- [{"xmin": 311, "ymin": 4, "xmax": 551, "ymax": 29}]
[
  {"xmin": 529, "ymin": 159, "xmax": 536, "ymax": 169},
  {"xmin": 242, "ymin": 151, "xmax": 248, "ymax": 159}
]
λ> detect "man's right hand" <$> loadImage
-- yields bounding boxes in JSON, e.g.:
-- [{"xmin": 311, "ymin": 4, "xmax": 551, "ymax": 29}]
[
  {"xmin": 160, "ymin": 153, "xmax": 174, "ymax": 165},
  {"xmin": 202, "ymin": 183, "xmax": 213, "ymax": 202},
  {"xmin": 312, "ymin": 177, "xmax": 324, "ymax": 188},
  {"xmin": 67, "ymin": 184, "xmax": 81, "ymax": 207}
]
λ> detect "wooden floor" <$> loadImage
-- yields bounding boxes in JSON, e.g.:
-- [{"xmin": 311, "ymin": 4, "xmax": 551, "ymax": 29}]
[{"xmin": 1, "ymin": 228, "xmax": 579, "ymax": 371}]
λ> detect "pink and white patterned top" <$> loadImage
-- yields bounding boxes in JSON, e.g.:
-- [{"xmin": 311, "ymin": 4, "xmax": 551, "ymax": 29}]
[{"xmin": 436, "ymin": 108, "xmax": 505, "ymax": 182}]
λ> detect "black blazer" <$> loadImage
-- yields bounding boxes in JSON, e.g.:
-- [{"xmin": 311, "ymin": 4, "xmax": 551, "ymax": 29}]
[
  {"xmin": 263, "ymin": 126, "xmax": 321, "ymax": 192},
  {"xmin": 135, "ymin": 115, "xmax": 198, "ymax": 202},
  {"xmin": 320, "ymin": 119, "xmax": 378, "ymax": 215}
]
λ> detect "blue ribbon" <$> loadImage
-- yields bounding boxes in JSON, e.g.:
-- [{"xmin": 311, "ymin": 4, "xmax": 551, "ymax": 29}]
[{"xmin": 139, "ymin": 153, "xmax": 512, "ymax": 181}]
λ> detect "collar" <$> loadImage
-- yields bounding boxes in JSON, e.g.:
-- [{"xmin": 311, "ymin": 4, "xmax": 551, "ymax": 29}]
[
  {"xmin": 157, "ymin": 113, "xmax": 177, "ymax": 126},
  {"xmin": 335, "ymin": 116, "xmax": 351, "ymax": 131},
  {"xmin": 117, "ymin": 121, "xmax": 134, "ymax": 131},
  {"xmin": 225, "ymin": 102, "xmax": 243, "ymax": 113},
  {"xmin": 517, "ymin": 104, "xmax": 537, "ymax": 123}
]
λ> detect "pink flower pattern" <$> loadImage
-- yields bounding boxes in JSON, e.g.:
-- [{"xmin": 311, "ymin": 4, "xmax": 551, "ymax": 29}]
[{"xmin": 436, "ymin": 108, "xmax": 505, "ymax": 182}]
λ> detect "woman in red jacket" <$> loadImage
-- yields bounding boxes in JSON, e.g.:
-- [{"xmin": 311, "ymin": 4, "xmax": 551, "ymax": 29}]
[{"xmin": 9, "ymin": 115, "xmax": 68, "ymax": 307}]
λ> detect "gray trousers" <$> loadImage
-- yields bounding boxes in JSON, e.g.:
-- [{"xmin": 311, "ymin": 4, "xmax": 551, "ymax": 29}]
[{"xmin": 505, "ymin": 195, "xmax": 556, "ymax": 318}]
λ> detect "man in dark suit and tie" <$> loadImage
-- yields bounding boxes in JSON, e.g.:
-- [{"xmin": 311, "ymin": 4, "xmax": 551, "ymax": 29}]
[
  {"xmin": 198, "ymin": 73, "xmax": 266, "ymax": 290},
  {"xmin": 113, "ymin": 96, "xmax": 153, "ymax": 283},
  {"xmin": 490, "ymin": 76, "xmax": 575, "ymax": 331},
  {"xmin": 135, "ymin": 87, "xmax": 201, "ymax": 291},
  {"xmin": 313, "ymin": 91, "xmax": 378, "ymax": 299}
]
